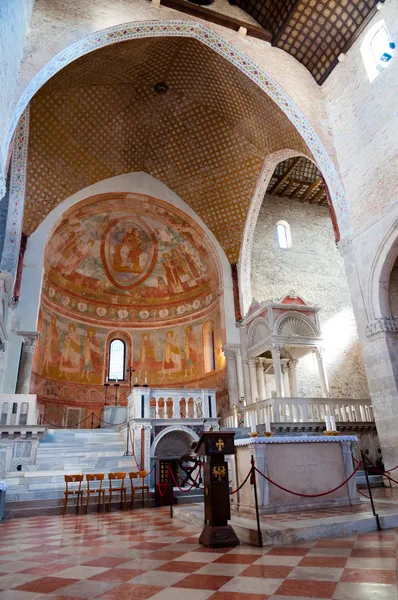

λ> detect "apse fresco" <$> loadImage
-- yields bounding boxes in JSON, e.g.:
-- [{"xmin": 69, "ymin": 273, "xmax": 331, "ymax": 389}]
[
  {"xmin": 42, "ymin": 193, "xmax": 222, "ymax": 326},
  {"xmin": 34, "ymin": 301, "xmax": 224, "ymax": 387}
]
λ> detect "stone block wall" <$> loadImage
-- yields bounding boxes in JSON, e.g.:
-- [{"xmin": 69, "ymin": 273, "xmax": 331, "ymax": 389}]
[
  {"xmin": 251, "ymin": 194, "xmax": 369, "ymax": 399},
  {"xmin": 0, "ymin": 0, "xmax": 34, "ymax": 170}
]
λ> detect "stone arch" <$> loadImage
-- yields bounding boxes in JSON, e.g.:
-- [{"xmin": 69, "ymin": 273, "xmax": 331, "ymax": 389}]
[
  {"xmin": 247, "ymin": 317, "xmax": 270, "ymax": 349},
  {"xmin": 150, "ymin": 425, "xmax": 199, "ymax": 458},
  {"xmin": 238, "ymin": 148, "xmax": 342, "ymax": 315},
  {"xmin": 4, "ymin": 21, "xmax": 348, "ymax": 234},
  {"xmin": 274, "ymin": 311, "xmax": 320, "ymax": 337},
  {"xmin": 368, "ymin": 218, "xmax": 398, "ymax": 320}
]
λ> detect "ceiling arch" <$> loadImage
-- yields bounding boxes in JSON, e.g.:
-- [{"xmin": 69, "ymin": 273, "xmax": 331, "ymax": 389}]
[{"xmin": 24, "ymin": 34, "xmax": 313, "ymax": 262}]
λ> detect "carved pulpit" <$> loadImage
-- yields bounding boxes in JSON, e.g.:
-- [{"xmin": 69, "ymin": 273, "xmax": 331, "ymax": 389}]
[{"xmin": 194, "ymin": 431, "xmax": 239, "ymax": 548}]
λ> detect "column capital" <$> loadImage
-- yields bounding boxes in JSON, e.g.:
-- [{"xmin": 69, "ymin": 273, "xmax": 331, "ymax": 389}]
[
  {"xmin": 16, "ymin": 331, "xmax": 40, "ymax": 352},
  {"xmin": 336, "ymin": 237, "xmax": 352, "ymax": 257},
  {"xmin": 247, "ymin": 358, "xmax": 257, "ymax": 368},
  {"xmin": 222, "ymin": 345, "xmax": 238, "ymax": 360},
  {"xmin": 288, "ymin": 358, "xmax": 298, "ymax": 370},
  {"xmin": 366, "ymin": 316, "xmax": 398, "ymax": 338},
  {"xmin": 0, "ymin": 174, "xmax": 5, "ymax": 200},
  {"xmin": 271, "ymin": 343, "xmax": 282, "ymax": 356},
  {"xmin": 314, "ymin": 346, "xmax": 325, "ymax": 358},
  {"xmin": 255, "ymin": 357, "xmax": 265, "ymax": 366}
]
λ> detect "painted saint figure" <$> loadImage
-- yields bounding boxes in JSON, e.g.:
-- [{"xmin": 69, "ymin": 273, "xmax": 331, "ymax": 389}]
[
  {"xmin": 113, "ymin": 228, "xmax": 143, "ymax": 273},
  {"xmin": 43, "ymin": 316, "xmax": 59, "ymax": 375},
  {"xmin": 139, "ymin": 332, "xmax": 156, "ymax": 378},
  {"xmin": 184, "ymin": 325, "xmax": 197, "ymax": 377},
  {"xmin": 59, "ymin": 324, "xmax": 81, "ymax": 377},
  {"xmin": 162, "ymin": 330, "xmax": 182, "ymax": 378},
  {"xmin": 82, "ymin": 328, "xmax": 101, "ymax": 381}
]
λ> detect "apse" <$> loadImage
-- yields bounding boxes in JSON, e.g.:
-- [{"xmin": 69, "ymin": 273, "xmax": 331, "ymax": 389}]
[{"xmin": 31, "ymin": 192, "xmax": 226, "ymax": 422}]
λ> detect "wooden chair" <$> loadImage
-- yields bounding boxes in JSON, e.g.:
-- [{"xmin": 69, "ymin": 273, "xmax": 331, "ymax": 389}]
[
  {"xmin": 85, "ymin": 474, "xmax": 106, "ymax": 513},
  {"xmin": 108, "ymin": 472, "xmax": 126, "ymax": 511},
  {"xmin": 63, "ymin": 474, "xmax": 84, "ymax": 516},
  {"xmin": 129, "ymin": 470, "xmax": 150, "ymax": 509}
]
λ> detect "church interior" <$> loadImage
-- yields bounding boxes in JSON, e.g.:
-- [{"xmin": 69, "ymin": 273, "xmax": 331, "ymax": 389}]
[{"xmin": 0, "ymin": 0, "xmax": 397, "ymax": 598}]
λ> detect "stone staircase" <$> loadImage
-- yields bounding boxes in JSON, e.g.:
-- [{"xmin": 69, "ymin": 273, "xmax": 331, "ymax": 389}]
[{"xmin": 355, "ymin": 469, "xmax": 385, "ymax": 489}]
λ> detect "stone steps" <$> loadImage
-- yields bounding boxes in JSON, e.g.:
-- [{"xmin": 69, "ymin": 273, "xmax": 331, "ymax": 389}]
[{"xmin": 355, "ymin": 470, "xmax": 385, "ymax": 489}]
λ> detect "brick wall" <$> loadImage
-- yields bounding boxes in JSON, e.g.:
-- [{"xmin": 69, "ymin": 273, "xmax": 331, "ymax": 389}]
[
  {"xmin": 323, "ymin": 0, "xmax": 398, "ymax": 233},
  {"xmin": 251, "ymin": 194, "xmax": 369, "ymax": 399}
]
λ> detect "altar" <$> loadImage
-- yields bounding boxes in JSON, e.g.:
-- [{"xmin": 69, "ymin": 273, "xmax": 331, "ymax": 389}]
[{"xmin": 231, "ymin": 435, "xmax": 360, "ymax": 514}]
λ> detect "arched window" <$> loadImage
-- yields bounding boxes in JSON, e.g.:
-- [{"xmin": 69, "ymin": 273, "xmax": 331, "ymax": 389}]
[
  {"xmin": 108, "ymin": 339, "xmax": 125, "ymax": 381},
  {"xmin": 361, "ymin": 21, "xmax": 395, "ymax": 82},
  {"xmin": 276, "ymin": 220, "xmax": 292, "ymax": 250},
  {"xmin": 203, "ymin": 321, "xmax": 216, "ymax": 373}
]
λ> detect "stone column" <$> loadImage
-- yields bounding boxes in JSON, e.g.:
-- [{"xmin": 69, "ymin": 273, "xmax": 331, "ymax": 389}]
[
  {"xmin": 256, "ymin": 358, "xmax": 266, "ymax": 400},
  {"xmin": 271, "ymin": 345, "xmax": 284, "ymax": 397},
  {"xmin": 247, "ymin": 359, "xmax": 259, "ymax": 402},
  {"xmin": 223, "ymin": 346, "xmax": 239, "ymax": 408},
  {"xmin": 314, "ymin": 347, "xmax": 330, "ymax": 398},
  {"xmin": 235, "ymin": 347, "xmax": 245, "ymax": 399},
  {"xmin": 239, "ymin": 326, "xmax": 252, "ymax": 403},
  {"xmin": 15, "ymin": 331, "xmax": 40, "ymax": 394},
  {"xmin": 341, "ymin": 440, "xmax": 359, "ymax": 502},
  {"xmin": 282, "ymin": 367, "xmax": 290, "ymax": 398},
  {"xmin": 287, "ymin": 359, "xmax": 299, "ymax": 397}
]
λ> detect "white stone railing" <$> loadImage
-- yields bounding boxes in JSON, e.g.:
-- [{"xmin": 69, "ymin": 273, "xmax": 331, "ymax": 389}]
[
  {"xmin": 128, "ymin": 387, "xmax": 217, "ymax": 420},
  {"xmin": 0, "ymin": 394, "xmax": 38, "ymax": 426},
  {"xmin": 222, "ymin": 397, "xmax": 373, "ymax": 430}
]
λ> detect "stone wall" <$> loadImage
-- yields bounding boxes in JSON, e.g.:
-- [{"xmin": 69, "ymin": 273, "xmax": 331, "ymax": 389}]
[
  {"xmin": 323, "ymin": 0, "xmax": 398, "ymax": 233},
  {"xmin": 0, "ymin": 0, "xmax": 34, "ymax": 170},
  {"xmin": 251, "ymin": 194, "xmax": 369, "ymax": 399}
]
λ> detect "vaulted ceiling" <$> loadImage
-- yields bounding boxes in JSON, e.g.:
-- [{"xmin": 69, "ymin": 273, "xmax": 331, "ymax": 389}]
[
  {"xmin": 25, "ymin": 36, "xmax": 312, "ymax": 262},
  {"xmin": 229, "ymin": 0, "xmax": 382, "ymax": 83},
  {"xmin": 267, "ymin": 157, "xmax": 327, "ymax": 205}
]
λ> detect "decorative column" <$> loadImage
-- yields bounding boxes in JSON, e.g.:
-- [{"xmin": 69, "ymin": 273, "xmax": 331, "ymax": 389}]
[
  {"xmin": 271, "ymin": 344, "xmax": 284, "ymax": 398},
  {"xmin": 314, "ymin": 347, "xmax": 330, "ymax": 398},
  {"xmin": 287, "ymin": 359, "xmax": 299, "ymax": 397},
  {"xmin": 235, "ymin": 347, "xmax": 245, "ymax": 399},
  {"xmin": 247, "ymin": 359, "xmax": 259, "ymax": 403},
  {"xmin": 256, "ymin": 358, "xmax": 266, "ymax": 400},
  {"xmin": 282, "ymin": 367, "xmax": 290, "ymax": 398},
  {"xmin": 15, "ymin": 331, "xmax": 40, "ymax": 394},
  {"xmin": 222, "ymin": 346, "xmax": 239, "ymax": 407}
]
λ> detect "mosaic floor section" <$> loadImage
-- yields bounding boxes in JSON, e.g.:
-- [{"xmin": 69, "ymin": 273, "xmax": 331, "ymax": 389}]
[{"xmin": 0, "ymin": 508, "xmax": 397, "ymax": 600}]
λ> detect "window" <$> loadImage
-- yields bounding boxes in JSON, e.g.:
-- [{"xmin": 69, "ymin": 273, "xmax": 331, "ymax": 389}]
[
  {"xmin": 108, "ymin": 339, "xmax": 125, "ymax": 381},
  {"xmin": 361, "ymin": 21, "xmax": 395, "ymax": 82},
  {"xmin": 203, "ymin": 321, "xmax": 216, "ymax": 373},
  {"xmin": 276, "ymin": 220, "xmax": 292, "ymax": 250}
]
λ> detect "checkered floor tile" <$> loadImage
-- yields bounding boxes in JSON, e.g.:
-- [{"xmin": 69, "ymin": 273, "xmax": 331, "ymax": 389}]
[{"xmin": 0, "ymin": 508, "xmax": 397, "ymax": 599}]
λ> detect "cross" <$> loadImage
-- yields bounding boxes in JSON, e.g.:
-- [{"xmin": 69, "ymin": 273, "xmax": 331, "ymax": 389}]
[{"xmin": 216, "ymin": 438, "xmax": 225, "ymax": 452}]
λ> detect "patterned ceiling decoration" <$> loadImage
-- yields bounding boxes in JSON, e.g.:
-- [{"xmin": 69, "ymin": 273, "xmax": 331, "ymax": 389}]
[
  {"xmin": 229, "ymin": 0, "xmax": 382, "ymax": 84},
  {"xmin": 267, "ymin": 156, "xmax": 327, "ymax": 205},
  {"xmin": 25, "ymin": 36, "xmax": 312, "ymax": 262}
]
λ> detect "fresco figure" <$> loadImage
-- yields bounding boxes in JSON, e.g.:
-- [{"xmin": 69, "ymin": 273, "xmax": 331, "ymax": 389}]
[
  {"xmin": 113, "ymin": 228, "xmax": 143, "ymax": 274},
  {"xmin": 62, "ymin": 239, "xmax": 94, "ymax": 275},
  {"xmin": 43, "ymin": 316, "xmax": 60, "ymax": 375},
  {"xmin": 139, "ymin": 333, "xmax": 156, "ymax": 378},
  {"xmin": 59, "ymin": 324, "xmax": 81, "ymax": 378},
  {"xmin": 82, "ymin": 329, "xmax": 101, "ymax": 381},
  {"xmin": 162, "ymin": 252, "xmax": 183, "ymax": 294},
  {"xmin": 162, "ymin": 330, "xmax": 182, "ymax": 378},
  {"xmin": 184, "ymin": 325, "xmax": 197, "ymax": 377}
]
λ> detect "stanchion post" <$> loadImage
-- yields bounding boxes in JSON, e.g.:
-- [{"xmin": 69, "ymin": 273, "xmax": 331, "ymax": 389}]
[
  {"xmin": 124, "ymin": 421, "xmax": 131, "ymax": 456},
  {"xmin": 169, "ymin": 466, "xmax": 173, "ymax": 518},
  {"xmin": 251, "ymin": 455, "xmax": 263, "ymax": 548},
  {"xmin": 362, "ymin": 452, "xmax": 381, "ymax": 531},
  {"xmin": 91, "ymin": 413, "xmax": 94, "ymax": 429}
]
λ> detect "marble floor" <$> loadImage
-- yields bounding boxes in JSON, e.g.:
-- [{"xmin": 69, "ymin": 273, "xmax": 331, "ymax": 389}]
[{"xmin": 0, "ymin": 508, "xmax": 397, "ymax": 600}]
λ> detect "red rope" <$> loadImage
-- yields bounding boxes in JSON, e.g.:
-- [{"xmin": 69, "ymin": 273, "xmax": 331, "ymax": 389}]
[
  {"xmin": 353, "ymin": 457, "xmax": 398, "ymax": 485},
  {"xmin": 42, "ymin": 412, "xmax": 94, "ymax": 428},
  {"xmin": 169, "ymin": 466, "xmax": 202, "ymax": 492},
  {"xmin": 254, "ymin": 461, "xmax": 363, "ymax": 498},
  {"xmin": 130, "ymin": 429, "xmax": 141, "ymax": 470},
  {"xmin": 229, "ymin": 467, "xmax": 253, "ymax": 495}
]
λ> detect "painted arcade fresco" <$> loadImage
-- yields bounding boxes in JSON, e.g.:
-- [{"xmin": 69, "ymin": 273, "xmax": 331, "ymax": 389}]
[
  {"xmin": 42, "ymin": 193, "xmax": 222, "ymax": 327},
  {"xmin": 32, "ymin": 192, "xmax": 226, "ymax": 402}
]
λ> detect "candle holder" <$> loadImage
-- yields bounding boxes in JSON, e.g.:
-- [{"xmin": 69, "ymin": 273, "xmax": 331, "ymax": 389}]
[
  {"xmin": 114, "ymin": 383, "xmax": 120, "ymax": 406},
  {"xmin": 249, "ymin": 432, "xmax": 258, "ymax": 438},
  {"xmin": 323, "ymin": 430, "xmax": 339, "ymax": 436},
  {"xmin": 104, "ymin": 382, "xmax": 110, "ymax": 406},
  {"xmin": 260, "ymin": 431, "xmax": 273, "ymax": 438}
]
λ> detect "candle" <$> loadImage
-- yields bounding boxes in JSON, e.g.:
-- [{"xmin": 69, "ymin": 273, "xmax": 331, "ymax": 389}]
[
  {"xmin": 115, "ymin": 378, "xmax": 118, "ymax": 384},
  {"xmin": 265, "ymin": 415, "xmax": 271, "ymax": 433},
  {"xmin": 135, "ymin": 376, "xmax": 138, "ymax": 384},
  {"xmin": 106, "ymin": 377, "xmax": 108, "ymax": 383},
  {"xmin": 144, "ymin": 376, "xmax": 147, "ymax": 384},
  {"xmin": 330, "ymin": 415, "xmax": 336, "ymax": 431},
  {"xmin": 325, "ymin": 415, "xmax": 331, "ymax": 431}
]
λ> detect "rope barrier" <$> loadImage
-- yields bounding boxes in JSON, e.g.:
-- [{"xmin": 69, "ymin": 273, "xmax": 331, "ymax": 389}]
[
  {"xmin": 229, "ymin": 467, "xmax": 254, "ymax": 495},
  {"xmin": 129, "ymin": 429, "xmax": 141, "ymax": 470},
  {"xmin": 42, "ymin": 413, "xmax": 94, "ymax": 429},
  {"xmin": 353, "ymin": 456, "xmax": 398, "ymax": 485},
  {"xmin": 169, "ymin": 466, "xmax": 202, "ymax": 493},
  {"xmin": 253, "ymin": 460, "xmax": 363, "ymax": 498}
]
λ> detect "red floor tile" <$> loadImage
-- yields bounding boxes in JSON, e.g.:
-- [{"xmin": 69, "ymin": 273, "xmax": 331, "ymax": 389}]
[
  {"xmin": 173, "ymin": 574, "xmax": 233, "ymax": 590},
  {"xmin": 20, "ymin": 564, "xmax": 71, "ymax": 576},
  {"xmin": 350, "ymin": 547, "xmax": 396, "ymax": 558},
  {"xmin": 83, "ymin": 557, "xmax": 132, "ymax": 568},
  {"xmin": 214, "ymin": 553, "xmax": 259, "ymax": 564},
  {"xmin": 145, "ymin": 550, "xmax": 186, "ymax": 560},
  {"xmin": 299, "ymin": 556, "xmax": 348, "ymax": 568},
  {"xmin": 154, "ymin": 560, "xmax": 206, "ymax": 573},
  {"xmin": 210, "ymin": 593, "xmax": 269, "ymax": 600},
  {"xmin": 267, "ymin": 547, "xmax": 309, "ymax": 556},
  {"xmin": 14, "ymin": 576, "xmax": 79, "ymax": 594},
  {"xmin": 241, "ymin": 564, "xmax": 294, "ymax": 578},
  {"xmin": 133, "ymin": 542, "xmax": 170, "ymax": 550},
  {"xmin": 341, "ymin": 568, "xmax": 397, "ymax": 584},
  {"xmin": 315, "ymin": 540, "xmax": 355, "ymax": 548},
  {"xmin": 96, "ymin": 583, "xmax": 164, "ymax": 599},
  {"xmin": 275, "ymin": 579, "xmax": 337, "ymax": 598},
  {"xmin": 90, "ymin": 568, "xmax": 146, "ymax": 582}
]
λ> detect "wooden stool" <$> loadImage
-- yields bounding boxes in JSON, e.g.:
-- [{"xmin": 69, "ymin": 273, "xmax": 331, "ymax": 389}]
[
  {"xmin": 63, "ymin": 474, "xmax": 84, "ymax": 516},
  {"xmin": 85, "ymin": 474, "xmax": 106, "ymax": 513},
  {"xmin": 130, "ymin": 470, "xmax": 150, "ymax": 509},
  {"xmin": 108, "ymin": 472, "xmax": 126, "ymax": 511}
]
